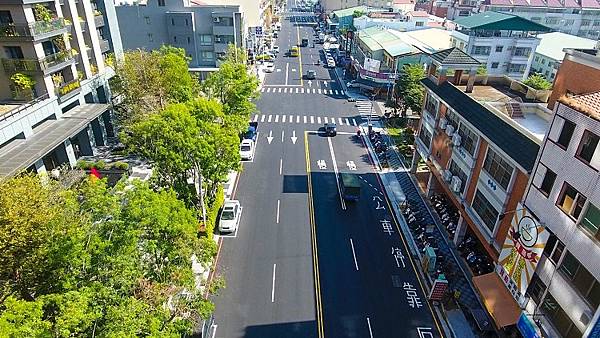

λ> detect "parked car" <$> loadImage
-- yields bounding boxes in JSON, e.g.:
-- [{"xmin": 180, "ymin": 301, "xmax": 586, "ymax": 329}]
[
  {"xmin": 324, "ymin": 122, "xmax": 337, "ymax": 136},
  {"xmin": 219, "ymin": 200, "xmax": 241, "ymax": 233},
  {"xmin": 306, "ymin": 70, "xmax": 316, "ymax": 79},
  {"xmin": 243, "ymin": 121, "xmax": 258, "ymax": 141},
  {"xmin": 240, "ymin": 139, "xmax": 255, "ymax": 160},
  {"xmin": 265, "ymin": 63, "xmax": 275, "ymax": 73},
  {"xmin": 346, "ymin": 80, "xmax": 360, "ymax": 88}
]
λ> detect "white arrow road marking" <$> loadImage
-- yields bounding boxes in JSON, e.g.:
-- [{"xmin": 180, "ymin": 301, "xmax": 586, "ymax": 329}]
[
  {"xmin": 350, "ymin": 238, "xmax": 359, "ymax": 271},
  {"xmin": 266, "ymin": 130, "xmax": 274, "ymax": 144},
  {"xmin": 317, "ymin": 160, "xmax": 327, "ymax": 169},
  {"xmin": 346, "ymin": 161, "xmax": 356, "ymax": 170},
  {"xmin": 323, "ymin": 81, "xmax": 328, "ymax": 87},
  {"xmin": 281, "ymin": 130, "xmax": 285, "ymax": 143},
  {"xmin": 291, "ymin": 130, "xmax": 297, "ymax": 144}
]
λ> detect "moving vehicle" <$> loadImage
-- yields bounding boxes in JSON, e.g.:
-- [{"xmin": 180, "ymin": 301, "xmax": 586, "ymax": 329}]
[
  {"xmin": 219, "ymin": 200, "xmax": 241, "ymax": 233},
  {"xmin": 306, "ymin": 70, "xmax": 316, "ymax": 79},
  {"xmin": 301, "ymin": 38, "xmax": 309, "ymax": 47},
  {"xmin": 240, "ymin": 139, "xmax": 255, "ymax": 160},
  {"xmin": 346, "ymin": 80, "xmax": 360, "ymax": 88},
  {"xmin": 264, "ymin": 63, "xmax": 275, "ymax": 72},
  {"xmin": 341, "ymin": 173, "xmax": 361, "ymax": 201},
  {"xmin": 327, "ymin": 58, "xmax": 336, "ymax": 68},
  {"xmin": 324, "ymin": 122, "xmax": 337, "ymax": 136},
  {"xmin": 289, "ymin": 46, "xmax": 299, "ymax": 57},
  {"xmin": 318, "ymin": 33, "xmax": 325, "ymax": 43},
  {"xmin": 243, "ymin": 121, "xmax": 258, "ymax": 141}
]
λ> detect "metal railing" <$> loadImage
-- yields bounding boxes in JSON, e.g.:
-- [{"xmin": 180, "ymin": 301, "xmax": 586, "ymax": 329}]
[
  {"xmin": 1, "ymin": 49, "xmax": 75, "ymax": 73},
  {"xmin": 56, "ymin": 78, "xmax": 81, "ymax": 98},
  {"xmin": 0, "ymin": 93, "xmax": 50, "ymax": 123},
  {"xmin": 0, "ymin": 18, "xmax": 69, "ymax": 39}
]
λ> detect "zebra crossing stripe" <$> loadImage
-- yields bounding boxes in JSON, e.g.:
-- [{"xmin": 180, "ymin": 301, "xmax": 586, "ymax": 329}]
[
  {"xmin": 324, "ymin": 117, "xmax": 328, "ymax": 123},
  {"xmin": 266, "ymin": 88, "xmax": 271, "ymax": 93},
  {"xmin": 282, "ymin": 115, "xmax": 286, "ymax": 123},
  {"xmin": 303, "ymin": 116, "xmax": 307, "ymax": 123},
  {"xmin": 338, "ymin": 118, "xmax": 343, "ymax": 125},
  {"xmin": 268, "ymin": 115, "xmax": 272, "ymax": 122},
  {"xmin": 289, "ymin": 115, "xmax": 293, "ymax": 123},
  {"xmin": 318, "ymin": 89, "xmax": 321, "ymax": 94},
  {"xmin": 301, "ymin": 88, "xmax": 304, "ymax": 93},
  {"xmin": 341, "ymin": 91, "xmax": 345, "ymax": 96},
  {"xmin": 284, "ymin": 88, "xmax": 287, "ymax": 93},
  {"xmin": 296, "ymin": 115, "xmax": 300, "ymax": 123},
  {"xmin": 352, "ymin": 119, "xmax": 357, "ymax": 126},
  {"xmin": 317, "ymin": 116, "xmax": 321, "ymax": 124},
  {"xmin": 296, "ymin": 88, "xmax": 299, "ymax": 93},
  {"xmin": 311, "ymin": 116, "xmax": 314, "ymax": 123},
  {"xmin": 278, "ymin": 88, "xmax": 282, "ymax": 93},
  {"xmin": 345, "ymin": 118, "xmax": 350, "ymax": 125},
  {"xmin": 261, "ymin": 115, "xmax": 266, "ymax": 122},
  {"xmin": 331, "ymin": 117, "xmax": 335, "ymax": 124},
  {"xmin": 261, "ymin": 88, "xmax": 265, "ymax": 92},
  {"xmin": 253, "ymin": 114, "xmax": 259, "ymax": 122},
  {"xmin": 275, "ymin": 114, "xmax": 279, "ymax": 122}
]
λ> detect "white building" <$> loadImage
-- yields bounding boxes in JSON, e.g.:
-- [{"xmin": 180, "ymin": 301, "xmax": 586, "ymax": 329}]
[
  {"xmin": 530, "ymin": 32, "xmax": 597, "ymax": 82},
  {"xmin": 0, "ymin": 0, "xmax": 122, "ymax": 178},
  {"xmin": 450, "ymin": 11, "xmax": 552, "ymax": 80}
]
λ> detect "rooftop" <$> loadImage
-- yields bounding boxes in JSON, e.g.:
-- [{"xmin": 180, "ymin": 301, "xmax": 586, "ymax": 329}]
[
  {"xmin": 429, "ymin": 47, "xmax": 481, "ymax": 66},
  {"xmin": 331, "ymin": 5, "xmax": 368, "ymax": 18},
  {"xmin": 558, "ymin": 92, "xmax": 600, "ymax": 121},
  {"xmin": 454, "ymin": 11, "xmax": 552, "ymax": 32},
  {"xmin": 358, "ymin": 27, "xmax": 418, "ymax": 56},
  {"xmin": 536, "ymin": 32, "xmax": 597, "ymax": 61},
  {"xmin": 408, "ymin": 10, "xmax": 430, "ymax": 17},
  {"xmin": 484, "ymin": 0, "xmax": 600, "ymax": 8},
  {"xmin": 391, "ymin": 28, "xmax": 453, "ymax": 53}
]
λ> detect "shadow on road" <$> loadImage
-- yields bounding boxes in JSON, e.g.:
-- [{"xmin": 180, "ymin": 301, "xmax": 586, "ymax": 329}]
[{"xmin": 243, "ymin": 320, "xmax": 318, "ymax": 338}]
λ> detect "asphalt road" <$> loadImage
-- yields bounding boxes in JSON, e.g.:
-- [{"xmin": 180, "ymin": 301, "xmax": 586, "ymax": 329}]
[{"xmin": 212, "ymin": 2, "xmax": 443, "ymax": 337}]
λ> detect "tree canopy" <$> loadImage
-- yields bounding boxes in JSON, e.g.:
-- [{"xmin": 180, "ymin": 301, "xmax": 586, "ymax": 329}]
[{"xmin": 393, "ymin": 64, "xmax": 425, "ymax": 116}]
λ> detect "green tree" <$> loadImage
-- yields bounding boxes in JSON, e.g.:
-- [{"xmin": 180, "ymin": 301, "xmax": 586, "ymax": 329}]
[
  {"xmin": 523, "ymin": 73, "xmax": 552, "ymax": 90},
  {"xmin": 393, "ymin": 64, "xmax": 425, "ymax": 116}
]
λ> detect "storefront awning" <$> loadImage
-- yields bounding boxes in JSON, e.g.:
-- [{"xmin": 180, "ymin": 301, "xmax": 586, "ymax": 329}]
[{"xmin": 473, "ymin": 272, "xmax": 521, "ymax": 329}]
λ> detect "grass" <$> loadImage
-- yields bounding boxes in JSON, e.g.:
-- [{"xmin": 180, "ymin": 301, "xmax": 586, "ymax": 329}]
[{"xmin": 384, "ymin": 117, "xmax": 415, "ymax": 167}]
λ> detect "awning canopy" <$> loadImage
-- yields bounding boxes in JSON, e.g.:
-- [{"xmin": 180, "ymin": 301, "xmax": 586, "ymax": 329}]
[{"xmin": 473, "ymin": 272, "xmax": 521, "ymax": 329}]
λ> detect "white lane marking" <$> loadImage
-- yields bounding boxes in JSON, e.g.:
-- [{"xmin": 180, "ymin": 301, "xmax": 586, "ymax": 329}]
[
  {"xmin": 296, "ymin": 115, "xmax": 300, "ymax": 123},
  {"xmin": 253, "ymin": 114, "xmax": 259, "ymax": 122},
  {"xmin": 367, "ymin": 318, "xmax": 374, "ymax": 338},
  {"xmin": 279, "ymin": 158, "xmax": 283, "ymax": 175},
  {"xmin": 284, "ymin": 88, "xmax": 288, "ymax": 93},
  {"xmin": 261, "ymin": 88, "xmax": 265, "ymax": 92},
  {"xmin": 311, "ymin": 116, "xmax": 315, "ymax": 124},
  {"xmin": 268, "ymin": 115, "xmax": 272, "ymax": 122},
  {"xmin": 313, "ymin": 88, "xmax": 317, "ymax": 94},
  {"xmin": 275, "ymin": 114, "xmax": 279, "ymax": 122},
  {"xmin": 352, "ymin": 118, "xmax": 357, "ymax": 126},
  {"xmin": 271, "ymin": 263, "xmax": 277, "ymax": 302},
  {"xmin": 278, "ymin": 88, "xmax": 282, "ymax": 93},
  {"xmin": 345, "ymin": 118, "xmax": 350, "ymax": 125},
  {"xmin": 276, "ymin": 199, "xmax": 280, "ymax": 224},
  {"xmin": 304, "ymin": 115, "xmax": 307, "ymax": 123},
  {"xmin": 334, "ymin": 90, "xmax": 339, "ymax": 95},
  {"xmin": 291, "ymin": 130, "xmax": 297, "ymax": 144},
  {"xmin": 341, "ymin": 90, "xmax": 345, "ymax": 96},
  {"xmin": 318, "ymin": 88, "xmax": 322, "ymax": 94},
  {"xmin": 281, "ymin": 130, "xmax": 285, "ymax": 143},
  {"xmin": 327, "ymin": 136, "xmax": 346, "ymax": 210},
  {"xmin": 289, "ymin": 114, "xmax": 293, "ymax": 123},
  {"xmin": 338, "ymin": 118, "xmax": 343, "ymax": 125},
  {"xmin": 261, "ymin": 115, "xmax": 266, "ymax": 122},
  {"xmin": 266, "ymin": 130, "xmax": 273, "ymax": 144},
  {"xmin": 301, "ymin": 88, "xmax": 304, "ymax": 93},
  {"xmin": 285, "ymin": 63, "xmax": 289, "ymax": 85},
  {"xmin": 350, "ymin": 238, "xmax": 359, "ymax": 271},
  {"xmin": 267, "ymin": 88, "xmax": 271, "ymax": 93},
  {"xmin": 324, "ymin": 117, "xmax": 328, "ymax": 123},
  {"xmin": 282, "ymin": 115, "xmax": 287, "ymax": 123},
  {"xmin": 296, "ymin": 87, "xmax": 299, "ymax": 93},
  {"xmin": 317, "ymin": 116, "xmax": 321, "ymax": 124}
]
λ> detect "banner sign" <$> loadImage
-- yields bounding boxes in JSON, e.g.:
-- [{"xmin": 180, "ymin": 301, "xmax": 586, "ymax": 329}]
[
  {"xmin": 363, "ymin": 57, "xmax": 381, "ymax": 72},
  {"xmin": 497, "ymin": 205, "xmax": 549, "ymax": 304},
  {"xmin": 428, "ymin": 278, "xmax": 449, "ymax": 301}
]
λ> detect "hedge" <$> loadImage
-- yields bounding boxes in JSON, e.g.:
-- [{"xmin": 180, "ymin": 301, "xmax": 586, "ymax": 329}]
[{"xmin": 205, "ymin": 185, "xmax": 224, "ymax": 238}]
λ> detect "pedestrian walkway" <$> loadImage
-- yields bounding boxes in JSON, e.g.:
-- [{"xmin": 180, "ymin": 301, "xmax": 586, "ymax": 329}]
[
  {"xmin": 251, "ymin": 113, "xmax": 359, "ymax": 126},
  {"xmin": 355, "ymin": 100, "xmax": 380, "ymax": 121},
  {"xmin": 260, "ymin": 86, "xmax": 346, "ymax": 96}
]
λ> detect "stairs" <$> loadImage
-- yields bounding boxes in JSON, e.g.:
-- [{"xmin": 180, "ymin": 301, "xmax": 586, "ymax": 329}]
[{"xmin": 506, "ymin": 102, "xmax": 524, "ymax": 118}]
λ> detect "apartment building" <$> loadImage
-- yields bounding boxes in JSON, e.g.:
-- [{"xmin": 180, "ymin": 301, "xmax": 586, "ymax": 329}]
[
  {"xmin": 0, "ymin": 0, "xmax": 122, "ymax": 178},
  {"xmin": 412, "ymin": 47, "xmax": 556, "ymax": 328},
  {"xmin": 530, "ymin": 32, "xmax": 597, "ymax": 82},
  {"xmin": 115, "ymin": 0, "xmax": 244, "ymax": 75},
  {"xmin": 548, "ymin": 47, "xmax": 600, "ymax": 110},
  {"xmin": 450, "ymin": 12, "xmax": 551, "ymax": 80},
  {"xmin": 443, "ymin": 0, "xmax": 600, "ymax": 40}
]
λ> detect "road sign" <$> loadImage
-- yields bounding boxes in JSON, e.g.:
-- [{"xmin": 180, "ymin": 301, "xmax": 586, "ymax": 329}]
[{"xmin": 428, "ymin": 278, "xmax": 448, "ymax": 301}]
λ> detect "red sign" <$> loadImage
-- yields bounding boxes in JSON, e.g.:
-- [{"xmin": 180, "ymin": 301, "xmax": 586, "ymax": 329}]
[{"xmin": 428, "ymin": 278, "xmax": 448, "ymax": 301}]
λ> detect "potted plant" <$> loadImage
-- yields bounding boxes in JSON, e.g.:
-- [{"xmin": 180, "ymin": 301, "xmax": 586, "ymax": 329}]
[{"xmin": 10, "ymin": 73, "xmax": 35, "ymax": 100}]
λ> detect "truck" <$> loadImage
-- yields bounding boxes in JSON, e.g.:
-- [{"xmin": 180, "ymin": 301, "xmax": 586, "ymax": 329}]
[{"xmin": 340, "ymin": 173, "xmax": 361, "ymax": 201}]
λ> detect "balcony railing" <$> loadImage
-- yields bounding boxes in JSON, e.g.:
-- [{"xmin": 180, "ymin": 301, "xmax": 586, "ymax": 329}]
[
  {"xmin": 0, "ymin": 18, "xmax": 70, "ymax": 40},
  {"xmin": 55, "ymin": 78, "xmax": 81, "ymax": 102},
  {"xmin": 1, "ymin": 49, "xmax": 76, "ymax": 74}
]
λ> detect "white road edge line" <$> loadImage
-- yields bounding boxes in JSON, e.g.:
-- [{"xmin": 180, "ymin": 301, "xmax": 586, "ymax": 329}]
[
  {"xmin": 279, "ymin": 158, "xmax": 283, "ymax": 175},
  {"xmin": 367, "ymin": 317, "xmax": 374, "ymax": 338},
  {"xmin": 276, "ymin": 199, "xmax": 280, "ymax": 224},
  {"xmin": 271, "ymin": 263, "xmax": 277, "ymax": 302},
  {"xmin": 327, "ymin": 136, "xmax": 346, "ymax": 210},
  {"xmin": 350, "ymin": 238, "xmax": 359, "ymax": 271}
]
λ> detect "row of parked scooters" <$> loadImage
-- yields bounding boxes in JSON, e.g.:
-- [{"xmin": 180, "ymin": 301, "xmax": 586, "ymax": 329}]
[
  {"xmin": 368, "ymin": 131, "xmax": 388, "ymax": 166},
  {"xmin": 430, "ymin": 193, "xmax": 495, "ymax": 276}
]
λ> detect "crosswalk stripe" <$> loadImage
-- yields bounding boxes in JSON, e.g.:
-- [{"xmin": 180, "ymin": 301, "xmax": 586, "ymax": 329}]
[
  {"xmin": 289, "ymin": 115, "xmax": 293, "ymax": 123},
  {"xmin": 261, "ymin": 88, "xmax": 265, "ymax": 92},
  {"xmin": 352, "ymin": 118, "xmax": 357, "ymax": 126},
  {"xmin": 284, "ymin": 88, "xmax": 287, "ymax": 93},
  {"xmin": 317, "ymin": 116, "xmax": 321, "ymax": 124},
  {"xmin": 310, "ymin": 116, "xmax": 314, "ymax": 124},
  {"xmin": 334, "ymin": 90, "xmax": 338, "ymax": 95},
  {"xmin": 275, "ymin": 114, "xmax": 279, "ymax": 122},
  {"xmin": 296, "ymin": 115, "xmax": 300, "ymax": 123},
  {"xmin": 313, "ymin": 88, "xmax": 317, "ymax": 94},
  {"xmin": 282, "ymin": 115, "xmax": 286, "ymax": 123},
  {"xmin": 301, "ymin": 88, "xmax": 304, "ymax": 93},
  {"xmin": 338, "ymin": 118, "xmax": 343, "ymax": 125},
  {"xmin": 296, "ymin": 88, "xmax": 299, "ymax": 93},
  {"xmin": 261, "ymin": 115, "xmax": 266, "ymax": 122},
  {"xmin": 266, "ymin": 88, "xmax": 271, "ymax": 93},
  {"xmin": 268, "ymin": 115, "xmax": 272, "ymax": 122},
  {"xmin": 324, "ymin": 117, "xmax": 328, "ymax": 123},
  {"xmin": 253, "ymin": 114, "xmax": 258, "ymax": 122},
  {"xmin": 277, "ymin": 88, "xmax": 281, "ymax": 93},
  {"xmin": 341, "ymin": 90, "xmax": 345, "ymax": 96},
  {"xmin": 331, "ymin": 117, "xmax": 335, "ymax": 124},
  {"xmin": 318, "ymin": 89, "xmax": 321, "ymax": 94},
  {"xmin": 303, "ymin": 116, "xmax": 307, "ymax": 123},
  {"xmin": 345, "ymin": 118, "xmax": 350, "ymax": 125}
]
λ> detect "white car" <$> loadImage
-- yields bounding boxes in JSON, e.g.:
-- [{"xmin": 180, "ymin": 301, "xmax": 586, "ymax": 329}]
[
  {"xmin": 327, "ymin": 59, "xmax": 336, "ymax": 68},
  {"xmin": 240, "ymin": 139, "xmax": 254, "ymax": 160},
  {"xmin": 346, "ymin": 80, "xmax": 360, "ymax": 88},
  {"xmin": 264, "ymin": 63, "xmax": 275, "ymax": 73},
  {"xmin": 219, "ymin": 200, "xmax": 241, "ymax": 233}
]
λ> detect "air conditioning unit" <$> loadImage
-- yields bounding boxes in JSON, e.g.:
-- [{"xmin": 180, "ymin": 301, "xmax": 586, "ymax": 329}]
[
  {"xmin": 450, "ymin": 176, "xmax": 462, "ymax": 193},
  {"xmin": 445, "ymin": 124, "xmax": 455, "ymax": 137},
  {"xmin": 452, "ymin": 133, "xmax": 462, "ymax": 147},
  {"xmin": 439, "ymin": 118, "xmax": 448, "ymax": 130},
  {"xmin": 442, "ymin": 169, "xmax": 452, "ymax": 182},
  {"xmin": 213, "ymin": 17, "xmax": 221, "ymax": 23}
]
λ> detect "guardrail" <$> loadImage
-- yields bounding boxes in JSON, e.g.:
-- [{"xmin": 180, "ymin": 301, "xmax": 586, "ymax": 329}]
[{"xmin": 0, "ymin": 93, "xmax": 50, "ymax": 123}]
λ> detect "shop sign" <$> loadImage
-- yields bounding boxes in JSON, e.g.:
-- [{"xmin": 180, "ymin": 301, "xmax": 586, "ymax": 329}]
[
  {"xmin": 497, "ymin": 204, "xmax": 549, "ymax": 303},
  {"xmin": 428, "ymin": 278, "xmax": 448, "ymax": 301},
  {"xmin": 517, "ymin": 313, "xmax": 542, "ymax": 338}
]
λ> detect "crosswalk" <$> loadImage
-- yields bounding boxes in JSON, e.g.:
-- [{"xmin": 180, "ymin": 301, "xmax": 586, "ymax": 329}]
[
  {"xmin": 260, "ymin": 87, "xmax": 346, "ymax": 96},
  {"xmin": 355, "ymin": 100, "xmax": 380, "ymax": 121},
  {"xmin": 252, "ymin": 114, "xmax": 359, "ymax": 127}
]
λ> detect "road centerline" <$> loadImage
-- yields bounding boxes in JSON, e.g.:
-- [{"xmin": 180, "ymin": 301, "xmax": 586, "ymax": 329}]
[
  {"xmin": 349, "ymin": 238, "xmax": 359, "ymax": 271},
  {"xmin": 271, "ymin": 263, "xmax": 277, "ymax": 303},
  {"xmin": 327, "ymin": 136, "xmax": 346, "ymax": 210},
  {"xmin": 367, "ymin": 317, "xmax": 374, "ymax": 338},
  {"xmin": 279, "ymin": 158, "xmax": 283, "ymax": 175},
  {"xmin": 276, "ymin": 199, "xmax": 280, "ymax": 224}
]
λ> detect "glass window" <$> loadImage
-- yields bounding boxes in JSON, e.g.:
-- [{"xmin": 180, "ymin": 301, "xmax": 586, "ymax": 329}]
[
  {"xmin": 457, "ymin": 123, "xmax": 478, "ymax": 156},
  {"xmin": 471, "ymin": 46, "xmax": 491, "ymax": 55},
  {"xmin": 577, "ymin": 130, "xmax": 599, "ymax": 164},
  {"xmin": 446, "ymin": 110, "xmax": 459, "ymax": 131},
  {"xmin": 557, "ymin": 183, "xmax": 586, "ymax": 219},
  {"xmin": 483, "ymin": 148, "xmax": 514, "ymax": 190},
  {"xmin": 495, "ymin": 46, "xmax": 503, "ymax": 52},
  {"xmin": 581, "ymin": 204, "xmax": 600, "ymax": 241},
  {"xmin": 557, "ymin": 119, "xmax": 576, "ymax": 149},
  {"xmin": 418, "ymin": 127, "xmax": 432, "ymax": 148},
  {"xmin": 540, "ymin": 293, "xmax": 583, "ymax": 338},
  {"xmin": 201, "ymin": 51, "xmax": 214, "ymax": 60},
  {"xmin": 551, "ymin": 240, "xmax": 565, "ymax": 265},
  {"xmin": 198, "ymin": 34, "xmax": 213, "ymax": 45},
  {"xmin": 471, "ymin": 190, "xmax": 499, "ymax": 232},
  {"xmin": 425, "ymin": 95, "xmax": 437, "ymax": 115},
  {"xmin": 158, "ymin": 0, "xmax": 166, "ymax": 5},
  {"xmin": 540, "ymin": 167, "xmax": 557, "ymax": 196},
  {"xmin": 491, "ymin": 62, "xmax": 499, "ymax": 69},
  {"xmin": 559, "ymin": 251, "xmax": 600, "ymax": 309},
  {"xmin": 527, "ymin": 274, "xmax": 546, "ymax": 304}
]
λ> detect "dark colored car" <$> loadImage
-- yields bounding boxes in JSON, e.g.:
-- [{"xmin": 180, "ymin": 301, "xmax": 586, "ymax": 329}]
[
  {"xmin": 324, "ymin": 123, "xmax": 337, "ymax": 136},
  {"xmin": 306, "ymin": 70, "xmax": 316, "ymax": 79},
  {"xmin": 243, "ymin": 122, "xmax": 259, "ymax": 141}
]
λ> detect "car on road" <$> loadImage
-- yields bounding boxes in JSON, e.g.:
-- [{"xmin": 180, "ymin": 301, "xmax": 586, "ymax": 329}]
[
  {"xmin": 240, "ymin": 139, "xmax": 255, "ymax": 160},
  {"xmin": 326, "ymin": 58, "xmax": 336, "ymax": 68},
  {"xmin": 243, "ymin": 122, "xmax": 258, "ymax": 141},
  {"xmin": 273, "ymin": 45, "xmax": 279, "ymax": 53},
  {"xmin": 301, "ymin": 38, "xmax": 309, "ymax": 47},
  {"xmin": 346, "ymin": 80, "xmax": 360, "ymax": 88},
  {"xmin": 306, "ymin": 70, "xmax": 316, "ymax": 79},
  {"xmin": 264, "ymin": 63, "xmax": 275, "ymax": 73},
  {"xmin": 324, "ymin": 122, "xmax": 337, "ymax": 136},
  {"xmin": 219, "ymin": 200, "xmax": 241, "ymax": 233},
  {"xmin": 341, "ymin": 173, "xmax": 361, "ymax": 201}
]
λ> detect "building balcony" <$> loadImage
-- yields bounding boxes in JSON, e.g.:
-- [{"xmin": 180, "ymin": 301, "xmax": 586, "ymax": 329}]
[
  {"xmin": 213, "ymin": 25, "xmax": 235, "ymax": 36},
  {"xmin": 55, "ymin": 78, "xmax": 81, "ymax": 103},
  {"xmin": 94, "ymin": 13, "xmax": 105, "ymax": 27},
  {"xmin": 1, "ymin": 49, "xmax": 76, "ymax": 75},
  {"xmin": 0, "ymin": 18, "xmax": 71, "ymax": 42}
]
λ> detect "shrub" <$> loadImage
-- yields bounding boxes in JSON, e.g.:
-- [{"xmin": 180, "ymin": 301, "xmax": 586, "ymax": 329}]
[
  {"xmin": 76, "ymin": 159, "xmax": 93, "ymax": 170},
  {"xmin": 205, "ymin": 185, "xmax": 224, "ymax": 238},
  {"xmin": 112, "ymin": 161, "xmax": 129, "ymax": 170},
  {"xmin": 523, "ymin": 73, "xmax": 552, "ymax": 90},
  {"xmin": 93, "ymin": 160, "xmax": 106, "ymax": 170}
]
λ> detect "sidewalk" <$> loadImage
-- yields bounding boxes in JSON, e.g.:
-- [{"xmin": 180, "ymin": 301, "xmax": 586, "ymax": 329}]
[{"xmin": 361, "ymin": 123, "xmax": 494, "ymax": 338}]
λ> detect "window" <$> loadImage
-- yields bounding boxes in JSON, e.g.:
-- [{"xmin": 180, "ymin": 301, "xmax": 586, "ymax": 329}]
[
  {"xmin": 559, "ymin": 251, "xmax": 600, "ymax": 309},
  {"xmin": 4, "ymin": 46, "xmax": 23, "ymax": 59},
  {"xmin": 557, "ymin": 183, "xmax": 587, "ymax": 219},
  {"xmin": 418, "ymin": 127, "xmax": 432, "ymax": 148},
  {"xmin": 483, "ymin": 148, "xmax": 514, "ymax": 190},
  {"xmin": 508, "ymin": 63, "xmax": 526, "ymax": 73},
  {"xmin": 171, "ymin": 18, "xmax": 175, "ymax": 25},
  {"xmin": 147, "ymin": 33, "xmax": 153, "ymax": 42},
  {"xmin": 542, "ymin": 232, "xmax": 565, "ymax": 265},
  {"xmin": 491, "ymin": 62, "xmax": 499, "ymax": 69},
  {"xmin": 144, "ymin": 16, "xmax": 150, "ymax": 24},
  {"xmin": 576, "ymin": 130, "xmax": 599, "ymax": 165},
  {"xmin": 0, "ymin": 10, "xmax": 13, "ymax": 24},
  {"xmin": 425, "ymin": 95, "xmax": 437, "ymax": 115},
  {"xmin": 446, "ymin": 110, "xmax": 459, "ymax": 131},
  {"xmin": 582, "ymin": 19, "xmax": 591, "ymax": 26},
  {"xmin": 158, "ymin": 0, "xmax": 166, "ymax": 6},
  {"xmin": 514, "ymin": 47, "xmax": 531, "ymax": 57},
  {"xmin": 546, "ymin": 17, "xmax": 559, "ymax": 24},
  {"xmin": 472, "ymin": 190, "xmax": 499, "ymax": 232},
  {"xmin": 526, "ymin": 274, "xmax": 546, "ymax": 304},
  {"xmin": 564, "ymin": 19, "xmax": 575, "ymax": 25},
  {"xmin": 187, "ymin": 36, "xmax": 191, "ymax": 44},
  {"xmin": 580, "ymin": 203, "xmax": 600, "ymax": 242},
  {"xmin": 495, "ymin": 46, "xmax": 503, "ymax": 52},
  {"xmin": 201, "ymin": 51, "xmax": 214, "ymax": 60},
  {"xmin": 457, "ymin": 123, "xmax": 478, "ymax": 156},
  {"xmin": 471, "ymin": 46, "xmax": 491, "ymax": 55},
  {"xmin": 198, "ymin": 34, "xmax": 212, "ymax": 45},
  {"xmin": 540, "ymin": 167, "xmax": 557, "ymax": 196},
  {"xmin": 448, "ymin": 161, "xmax": 468, "ymax": 194},
  {"xmin": 556, "ymin": 119, "xmax": 575, "ymax": 149},
  {"xmin": 415, "ymin": 21, "xmax": 424, "ymax": 27},
  {"xmin": 594, "ymin": 20, "xmax": 600, "ymax": 27},
  {"xmin": 531, "ymin": 16, "xmax": 542, "ymax": 21},
  {"xmin": 535, "ymin": 56, "xmax": 540, "ymax": 62},
  {"xmin": 540, "ymin": 293, "xmax": 584, "ymax": 338}
]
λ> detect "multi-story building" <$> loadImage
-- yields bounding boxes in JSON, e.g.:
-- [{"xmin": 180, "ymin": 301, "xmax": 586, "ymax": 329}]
[
  {"xmin": 412, "ymin": 47, "xmax": 556, "ymax": 328},
  {"xmin": 115, "ymin": 0, "xmax": 244, "ymax": 77},
  {"xmin": 450, "ymin": 11, "xmax": 551, "ymax": 80},
  {"xmin": 548, "ymin": 47, "xmax": 600, "ymax": 110},
  {"xmin": 0, "ymin": 0, "xmax": 122, "ymax": 178},
  {"xmin": 444, "ymin": 0, "xmax": 600, "ymax": 40},
  {"xmin": 530, "ymin": 32, "xmax": 597, "ymax": 82}
]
